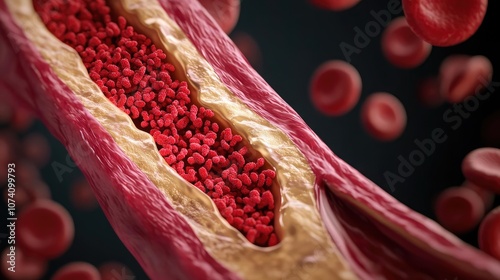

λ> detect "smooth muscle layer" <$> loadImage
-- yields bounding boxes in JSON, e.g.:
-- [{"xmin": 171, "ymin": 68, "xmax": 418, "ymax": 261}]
[{"xmin": 3, "ymin": 0, "xmax": 500, "ymax": 279}]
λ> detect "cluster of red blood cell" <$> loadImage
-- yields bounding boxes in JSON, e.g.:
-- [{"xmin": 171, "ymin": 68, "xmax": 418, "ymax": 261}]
[
  {"xmin": 0, "ymin": 100, "xmax": 133, "ymax": 279},
  {"xmin": 35, "ymin": 0, "xmax": 278, "ymax": 247},
  {"xmin": 309, "ymin": 0, "xmax": 499, "ymax": 262}
]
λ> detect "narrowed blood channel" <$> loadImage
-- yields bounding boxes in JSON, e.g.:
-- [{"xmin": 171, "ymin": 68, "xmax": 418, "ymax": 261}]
[{"xmin": 33, "ymin": 0, "xmax": 279, "ymax": 247}]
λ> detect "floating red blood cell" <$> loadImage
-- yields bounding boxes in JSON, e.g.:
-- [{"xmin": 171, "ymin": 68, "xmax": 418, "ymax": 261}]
[
  {"xmin": 52, "ymin": 262, "xmax": 100, "ymax": 280},
  {"xmin": 381, "ymin": 17, "xmax": 431, "ymax": 69},
  {"xmin": 22, "ymin": 133, "xmax": 51, "ymax": 168},
  {"xmin": 198, "ymin": 0, "xmax": 240, "ymax": 34},
  {"xmin": 417, "ymin": 77, "xmax": 443, "ymax": 108},
  {"xmin": 17, "ymin": 200, "xmax": 74, "ymax": 259},
  {"xmin": 439, "ymin": 55, "xmax": 493, "ymax": 103},
  {"xmin": 310, "ymin": 0, "xmax": 360, "ymax": 11},
  {"xmin": 309, "ymin": 60, "xmax": 362, "ymax": 116},
  {"xmin": 462, "ymin": 148, "xmax": 500, "ymax": 194},
  {"xmin": 402, "ymin": 0, "xmax": 488, "ymax": 46},
  {"xmin": 231, "ymin": 32, "xmax": 262, "ymax": 70},
  {"xmin": 0, "ymin": 101, "xmax": 12, "ymax": 124},
  {"xmin": 434, "ymin": 187, "xmax": 485, "ymax": 234},
  {"xmin": 10, "ymin": 106, "xmax": 34, "ymax": 132},
  {"xmin": 70, "ymin": 178, "xmax": 98, "ymax": 211},
  {"xmin": 1, "ymin": 247, "xmax": 47, "ymax": 280},
  {"xmin": 98, "ymin": 262, "xmax": 135, "ymax": 280},
  {"xmin": 479, "ymin": 207, "xmax": 500, "ymax": 261},
  {"xmin": 462, "ymin": 181, "xmax": 495, "ymax": 210},
  {"xmin": 361, "ymin": 92, "xmax": 406, "ymax": 141},
  {"xmin": 4, "ymin": 180, "xmax": 51, "ymax": 209}
]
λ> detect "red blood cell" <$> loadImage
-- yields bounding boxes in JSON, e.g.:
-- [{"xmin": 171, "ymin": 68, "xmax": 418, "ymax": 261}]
[
  {"xmin": 98, "ymin": 262, "xmax": 135, "ymax": 280},
  {"xmin": 4, "ymin": 180, "xmax": 51, "ymax": 209},
  {"xmin": 478, "ymin": 207, "xmax": 500, "ymax": 261},
  {"xmin": 417, "ymin": 77, "xmax": 443, "ymax": 108},
  {"xmin": 462, "ymin": 148, "xmax": 500, "ymax": 194},
  {"xmin": 0, "ymin": 101, "xmax": 12, "ymax": 124},
  {"xmin": 231, "ymin": 32, "xmax": 262, "ymax": 70},
  {"xmin": 439, "ymin": 55, "xmax": 493, "ymax": 103},
  {"xmin": 22, "ymin": 133, "xmax": 51, "ymax": 168},
  {"xmin": 309, "ymin": 60, "xmax": 362, "ymax": 116},
  {"xmin": 35, "ymin": 0, "xmax": 278, "ymax": 247},
  {"xmin": 52, "ymin": 262, "xmax": 100, "ymax": 280},
  {"xmin": 11, "ymin": 107, "xmax": 34, "ymax": 132},
  {"xmin": 16, "ymin": 161, "xmax": 41, "ymax": 185},
  {"xmin": 1, "ymin": 247, "xmax": 47, "ymax": 280},
  {"xmin": 434, "ymin": 187, "xmax": 485, "ymax": 233},
  {"xmin": 310, "ymin": 0, "xmax": 360, "ymax": 11},
  {"xmin": 381, "ymin": 17, "xmax": 431, "ymax": 69},
  {"xmin": 70, "ymin": 178, "xmax": 98, "ymax": 211},
  {"xmin": 481, "ymin": 112, "xmax": 500, "ymax": 148},
  {"xmin": 402, "ymin": 0, "xmax": 488, "ymax": 46},
  {"xmin": 17, "ymin": 200, "xmax": 75, "ymax": 259},
  {"xmin": 198, "ymin": 0, "xmax": 240, "ymax": 34},
  {"xmin": 361, "ymin": 92, "xmax": 406, "ymax": 141},
  {"xmin": 462, "ymin": 181, "xmax": 495, "ymax": 210}
]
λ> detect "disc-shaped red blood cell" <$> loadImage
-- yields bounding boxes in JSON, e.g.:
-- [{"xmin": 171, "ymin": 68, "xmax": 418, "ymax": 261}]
[
  {"xmin": 463, "ymin": 181, "xmax": 495, "ymax": 210},
  {"xmin": 198, "ymin": 0, "xmax": 240, "ymax": 34},
  {"xmin": 381, "ymin": 17, "xmax": 431, "ymax": 69},
  {"xmin": 70, "ymin": 179, "xmax": 98, "ymax": 211},
  {"xmin": 99, "ymin": 262, "xmax": 135, "ymax": 280},
  {"xmin": 1, "ymin": 247, "xmax": 47, "ymax": 280},
  {"xmin": 479, "ymin": 207, "xmax": 500, "ymax": 261},
  {"xmin": 309, "ymin": 60, "xmax": 362, "ymax": 116},
  {"xmin": 439, "ymin": 55, "xmax": 492, "ymax": 103},
  {"xmin": 310, "ymin": 0, "xmax": 360, "ymax": 11},
  {"xmin": 361, "ymin": 92, "xmax": 406, "ymax": 141},
  {"xmin": 462, "ymin": 148, "xmax": 500, "ymax": 194},
  {"xmin": 52, "ymin": 262, "xmax": 100, "ymax": 280},
  {"xmin": 22, "ymin": 133, "xmax": 51, "ymax": 168},
  {"xmin": 434, "ymin": 187, "xmax": 485, "ymax": 233},
  {"xmin": 17, "ymin": 200, "xmax": 75, "ymax": 259},
  {"xmin": 402, "ymin": 0, "xmax": 488, "ymax": 46},
  {"xmin": 231, "ymin": 32, "xmax": 262, "ymax": 70},
  {"xmin": 417, "ymin": 77, "xmax": 443, "ymax": 108}
]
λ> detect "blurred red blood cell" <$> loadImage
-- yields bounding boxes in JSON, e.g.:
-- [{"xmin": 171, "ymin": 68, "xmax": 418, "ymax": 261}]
[
  {"xmin": 4, "ymin": 181, "xmax": 50, "ymax": 210},
  {"xmin": 309, "ymin": 60, "xmax": 362, "ymax": 116},
  {"xmin": 1, "ymin": 247, "xmax": 47, "ymax": 280},
  {"xmin": 70, "ymin": 178, "xmax": 98, "ymax": 211},
  {"xmin": 52, "ymin": 262, "xmax": 100, "ymax": 280},
  {"xmin": 439, "ymin": 55, "xmax": 492, "ymax": 103},
  {"xmin": 481, "ymin": 112, "xmax": 500, "ymax": 147},
  {"xmin": 381, "ymin": 17, "xmax": 431, "ymax": 69},
  {"xmin": 479, "ymin": 207, "xmax": 500, "ymax": 261},
  {"xmin": 22, "ymin": 133, "xmax": 51, "ymax": 168},
  {"xmin": 462, "ymin": 148, "xmax": 500, "ymax": 194},
  {"xmin": 18, "ymin": 200, "xmax": 75, "ymax": 259},
  {"xmin": 417, "ymin": 77, "xmax": 443, "ymax": 108},
  {"xmin": 434, "ymin": 187, "xmax": 485, "ymax": 233},
  {"xmin": 462, "ymin": 181, "xmax": 495, "ymax": 210},
  {"xmin": 231, "ymin": 32, "xmax": 262, "ymax": 70},
  {"xmin": 402, "ymin": 0, "xmax": 488, "ymax": 46},
  {"xmin": 16, "ymin": 161, "xmax": 41, "ymax": 185},
  {"xmin": 11, "ymin": 107, "xmax": 34, "ymax": 132},
  {"xmin": 99, "ymin": 262, "xmax": 135, "ymax": 280},
  {"xmin": 310, "ymin": 0, "xmax": 360, "ymax": 11},
  {"xmin": 0, "ymin": 101, "xmax": 13, "ymax": 124},
  {"xmin": 361, "ymin": 92, "xmax": 406, "ymax": 141},
  {"xmin": 198, "ymin": 0, "xmax": 240, "ymax": 34}
]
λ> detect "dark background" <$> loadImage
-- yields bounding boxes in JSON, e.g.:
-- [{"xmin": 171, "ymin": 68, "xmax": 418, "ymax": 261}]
[{"xmin": 2, "ymin": 0, "xmax": 500, "ymax": 279}]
